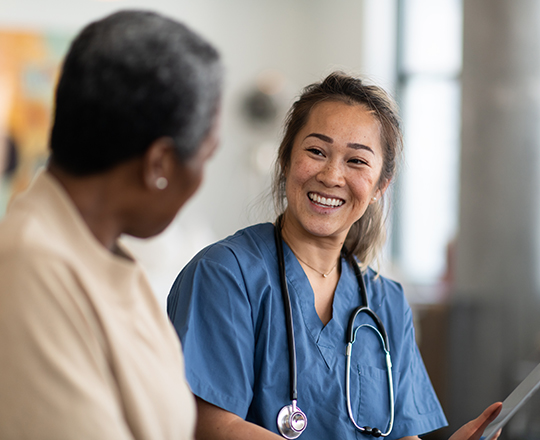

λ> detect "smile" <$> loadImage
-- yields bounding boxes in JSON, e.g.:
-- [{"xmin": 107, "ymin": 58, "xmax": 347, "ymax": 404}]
[{"xmin": 308, "ymin": 192, "xmax": 344, "ymax": 208}]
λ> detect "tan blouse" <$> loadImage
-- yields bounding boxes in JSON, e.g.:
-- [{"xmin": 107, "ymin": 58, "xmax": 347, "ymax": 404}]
[{"xmin": 0, "ymin": 171, "xmax": 195, "ymax": 439}]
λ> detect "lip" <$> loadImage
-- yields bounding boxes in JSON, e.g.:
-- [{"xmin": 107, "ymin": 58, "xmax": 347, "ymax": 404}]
[{"xmin": 307, "ymin": 191, "xmax": 345, "ymax": 210}]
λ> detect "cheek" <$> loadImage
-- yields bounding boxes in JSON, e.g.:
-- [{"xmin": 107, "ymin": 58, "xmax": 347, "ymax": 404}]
[
  {"xmin": 349, "ymin": 177, "xmax": 377, "ymax": 206},
  {"xmin": 288, "ymin": 156, "xmax": 314, "ymax": 186},
  {"xmin": 185, "ymin": 168, "xmax": 204, "ymax": 199},
  {"xmin": 170, "ymin": 165, "xmax": 204, "ymax": 212},
  {"xmin": 285, "ymin": 165, "xmax": 312, "ymax": 205}
]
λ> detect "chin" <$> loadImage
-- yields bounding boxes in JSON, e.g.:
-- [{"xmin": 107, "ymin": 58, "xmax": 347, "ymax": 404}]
[
  {"xmin": 126, "ymin": 221, "xmax": 172, "ymax": 240},
  {"xmin": 301, "ymin": 222, "xmax": 342, "ymax": 239},
  {"xmin": 313, "ymin": 218, "xmax": 355, "ymax": 238}
]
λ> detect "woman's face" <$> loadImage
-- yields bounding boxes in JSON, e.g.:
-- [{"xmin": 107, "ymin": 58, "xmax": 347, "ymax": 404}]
[{"xmin": 284, "ymin": 100, "xmax": 387, "ymax": 242}]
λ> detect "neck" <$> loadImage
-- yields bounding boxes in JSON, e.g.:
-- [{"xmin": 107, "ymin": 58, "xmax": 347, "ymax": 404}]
[
  {"xmin": 47, "ymin": 163, "xmax": 132, "ymax": 252},
  {"xmin": 279, "ymin": 212, "xmax": 345, "ymax": 278}
]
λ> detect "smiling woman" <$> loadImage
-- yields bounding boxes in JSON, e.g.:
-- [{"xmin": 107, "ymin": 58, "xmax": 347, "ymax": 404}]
[
  {"xmin": 281, "ymin": 101, "xmax": 387, "ymax": 253},
  {"xmin": 274, "ymin": 73, "xmax": 402, "ymax": 269},
  {"xmin": 167, "ymin": 72, "xmax": 501, "ymax": 440}
]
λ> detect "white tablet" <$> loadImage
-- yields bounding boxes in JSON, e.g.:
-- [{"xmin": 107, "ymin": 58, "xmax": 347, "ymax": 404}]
[{"xmin": 482, "ymin": 362, "xmax": 540, "ymax": 440}]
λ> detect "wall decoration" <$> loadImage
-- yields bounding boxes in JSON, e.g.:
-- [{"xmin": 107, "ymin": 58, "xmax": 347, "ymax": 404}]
[{"xmin": 0, "ymin": 30, "xmax": 72, "ymax": 215}]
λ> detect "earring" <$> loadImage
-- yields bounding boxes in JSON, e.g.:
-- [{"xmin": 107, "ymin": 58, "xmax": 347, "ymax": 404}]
[
  {"xmin": 372, "ymin": 196, "xmax": 377, "ymax": 202},
  {"xmin": 156, "ymin": 177, "xmax": 168, "ymax": 190}
]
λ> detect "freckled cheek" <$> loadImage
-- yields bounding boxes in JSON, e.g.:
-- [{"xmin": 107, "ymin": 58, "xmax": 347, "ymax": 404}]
[
  {"xmin": 348, "ymin": 190, "xmax": 373, "ymax": 221},
  {"xmin": 288, "ymin": 160, "xmax": 315, "ymax": 186},
  {"xmin": 348, "ymin": 179, "xmax": 376, "ymax": 206}
]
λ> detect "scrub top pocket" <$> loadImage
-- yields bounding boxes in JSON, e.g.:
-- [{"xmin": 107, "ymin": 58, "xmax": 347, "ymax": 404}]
[
  {"xmin": 412, "ymin": 372, "xmax": 442, "ymax": 415},
  {"xmin": 353, "ymin": 365, "xmax": 398, "ymax": 439}
]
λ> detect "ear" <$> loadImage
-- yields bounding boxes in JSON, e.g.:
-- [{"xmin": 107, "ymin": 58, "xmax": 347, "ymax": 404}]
[
  {"xmin": 370, "ymin": 178, "xmax": 391, "ymax": 204},
  {"xmin": 141, "ymin": 137, "xmax": 177, "ymax": 191}
]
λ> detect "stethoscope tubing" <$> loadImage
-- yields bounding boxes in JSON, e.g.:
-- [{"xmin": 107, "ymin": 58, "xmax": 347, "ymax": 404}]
[
  {"xmin": 345, "ymin": 315, "xmax": 395, "ymax": 437},
  {"xmin": 274, "ymin": 217, "xmax": 298, "ymax": 403},
  {"xmin": 274, "ymin": 217, "xmax": 394, "ymax": 438},
  {"xmin": 347, "ymin": 259, "xmax": 395, "ymax": 437}
]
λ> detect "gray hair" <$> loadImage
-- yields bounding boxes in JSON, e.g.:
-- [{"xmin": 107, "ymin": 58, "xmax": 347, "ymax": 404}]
[{"xmin": 50, "ymin": 10, "xmax": 223, "ymax": 175}]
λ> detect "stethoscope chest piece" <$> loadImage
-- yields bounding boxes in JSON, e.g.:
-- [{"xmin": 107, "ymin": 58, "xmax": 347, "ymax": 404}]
[{"xmin": 277, "ymin": 401, "xmax": 307, "ymax": 439}]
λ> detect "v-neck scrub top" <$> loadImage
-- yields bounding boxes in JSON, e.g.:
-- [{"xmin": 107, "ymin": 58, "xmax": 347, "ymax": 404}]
[{"xmin": 168, "ymin": 223, "xmax": 447, "ymax": 440}]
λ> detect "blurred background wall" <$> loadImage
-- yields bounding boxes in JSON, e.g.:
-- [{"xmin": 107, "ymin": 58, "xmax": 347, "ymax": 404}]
[
  {"xmin": 0, "ymin": 0, "xmax": 539, "ymax": 438},
  {"xmin": 0, "ymin": 0, "xmax": 397, "ymax": 306}
]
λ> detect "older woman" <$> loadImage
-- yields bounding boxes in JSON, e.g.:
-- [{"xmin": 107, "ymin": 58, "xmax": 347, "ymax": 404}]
[
  {"xmin": 0, "ymin": 10, "xmax": 222, "ymax": 440},
  {"xmin": 168, "ymin": 73, "xmax": 500, "ymax": 440}
]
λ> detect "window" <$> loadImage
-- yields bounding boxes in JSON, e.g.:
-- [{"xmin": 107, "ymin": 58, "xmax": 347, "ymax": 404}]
[{"xmin": 394, "ymin": 0, "xmax": 463, "ymax": 288}]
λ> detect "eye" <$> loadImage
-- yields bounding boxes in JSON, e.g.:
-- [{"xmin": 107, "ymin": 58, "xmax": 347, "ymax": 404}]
[
  {"xmin": 348, "ymin": 157, "xmax": 368, "ymax": 166},
  {"xmin": 306, "ymin": 147, "xmax": 325, "ymax": 157}
]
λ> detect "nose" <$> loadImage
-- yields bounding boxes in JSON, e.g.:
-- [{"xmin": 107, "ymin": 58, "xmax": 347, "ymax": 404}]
[{"xmin": 316, "ymin": 160, "xmax": 345, "ymax": 187}]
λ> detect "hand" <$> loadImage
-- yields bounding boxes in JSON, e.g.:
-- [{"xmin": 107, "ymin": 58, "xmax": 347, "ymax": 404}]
[{"xmin": 449, "ymin": 402, "xmax": 503, "ymax": 440}]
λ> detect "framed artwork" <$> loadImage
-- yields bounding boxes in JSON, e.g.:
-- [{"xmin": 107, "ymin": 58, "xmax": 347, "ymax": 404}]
[{"xmin": 0, "ymin": 30, "xmax": 72, "ymax": 215}]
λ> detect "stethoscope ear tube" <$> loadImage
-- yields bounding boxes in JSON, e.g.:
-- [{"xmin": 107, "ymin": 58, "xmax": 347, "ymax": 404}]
[
  {"xmin": 347, "ymin": 256, "xmax": 390, "ymax": 351},
  {"xmin": 346, "ymin": 254, "xmax": 394, "ymax": 437},
  {"xmin": 347, "ymin": 305, "xmax": 390, "ymax": 351},
  {"xmin": 346, "ymin": 330, "xmax": 394, "ymax": 437}
]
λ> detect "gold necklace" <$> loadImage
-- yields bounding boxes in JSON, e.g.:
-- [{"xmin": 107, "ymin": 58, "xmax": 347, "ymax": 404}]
[{"xmin": 289, "ymin": 246, "xmax": 339, "ymax": 278}]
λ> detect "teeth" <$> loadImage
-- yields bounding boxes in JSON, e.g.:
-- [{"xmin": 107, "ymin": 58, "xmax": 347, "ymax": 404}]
[{"xmin": 309, "ymin": 193, "xmax": 344, "ymax": 207}]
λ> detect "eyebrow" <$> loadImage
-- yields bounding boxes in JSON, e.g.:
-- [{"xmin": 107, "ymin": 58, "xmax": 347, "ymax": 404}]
[{"xmin": 304, "ymin": 133, "xmax": 374, "ymax": 154}]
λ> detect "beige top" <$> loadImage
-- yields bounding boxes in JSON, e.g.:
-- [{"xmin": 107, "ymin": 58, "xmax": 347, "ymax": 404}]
[{"xmin": 0, "ymin": 171, "xmax": 195, "ymax": 440}]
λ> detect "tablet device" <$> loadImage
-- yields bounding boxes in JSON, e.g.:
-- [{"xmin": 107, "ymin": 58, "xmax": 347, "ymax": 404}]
[{"xmin": 481, "ymin": 361, "xmax": 540, "ymax": 440}]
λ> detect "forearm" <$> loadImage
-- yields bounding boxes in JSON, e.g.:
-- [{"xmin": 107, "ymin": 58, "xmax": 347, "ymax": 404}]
[{"xmin": 195, "ymin": 397, "xmax": 282, "ymax": 440}]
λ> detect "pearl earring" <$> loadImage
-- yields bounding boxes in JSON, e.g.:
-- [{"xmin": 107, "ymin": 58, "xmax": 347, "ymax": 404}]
[
  {"xmin": 372, "ymin": 196, "xmax": 377, "ymax": 202},
  {"xmin": 156, "ymin": 177, "xmax": 168, "ymax": 190}
]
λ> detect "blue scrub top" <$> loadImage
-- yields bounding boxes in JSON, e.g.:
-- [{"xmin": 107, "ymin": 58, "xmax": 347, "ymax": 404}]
[{"xmin": 168, "ymin": 223, "xmax": 447, "ymax": 439}]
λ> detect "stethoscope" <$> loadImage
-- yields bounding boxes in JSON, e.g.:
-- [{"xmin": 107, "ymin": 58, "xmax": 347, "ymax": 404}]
[{"xmin": 274, "ymin": 216, "xmax": 395, "ymax": 439}]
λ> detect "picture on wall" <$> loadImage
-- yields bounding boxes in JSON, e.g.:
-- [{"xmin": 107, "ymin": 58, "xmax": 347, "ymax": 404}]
[{"xmin": 0, "ymin": 30, "xmax": 72, "ymax": 216}]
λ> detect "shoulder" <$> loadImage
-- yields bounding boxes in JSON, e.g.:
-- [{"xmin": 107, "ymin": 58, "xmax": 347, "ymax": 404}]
[
  {"xmin": 0, "ymin": 199, "xmax": 44, "ymax": 257},
  {"xmin": 168, "ymin": 222, "xmax": 282, "ymax": 322},
  {"xmin": 0, "ymin": 174, "xmax": 78, "ymax": 265},
  {"xmin": 0, "ymin": 205, "xmax": 69, "ymax": 285},
  {"xmin": 188, "ymin": 222, "xmax": 276, "ymax": 272},
  {"xmin": 169, "ymin": 223, "xmax": 277, "ymax": 303},
  {"xmin": 362, "ymin": 267, "xmax": 410, "ymax": 316},
  {"xmin": 0, "ymin": 220, "xmax": 90, "ymax": 316}
]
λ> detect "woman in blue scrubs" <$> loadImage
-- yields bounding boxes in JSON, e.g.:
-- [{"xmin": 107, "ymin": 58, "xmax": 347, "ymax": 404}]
[{"xmin": 168, "ymin": 72, "xmax": 501, "ymax": 440}]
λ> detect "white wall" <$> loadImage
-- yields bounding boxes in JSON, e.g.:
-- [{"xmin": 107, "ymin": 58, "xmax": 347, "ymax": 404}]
[{"xmin": 0, "ymin": 0, "xmax": 395, "ymax": 307}]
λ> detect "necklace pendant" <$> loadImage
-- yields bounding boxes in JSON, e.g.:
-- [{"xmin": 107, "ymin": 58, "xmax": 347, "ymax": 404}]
[{"xmin": 323, "ymin": 273, "xmax": 328, "ymax": 278}]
